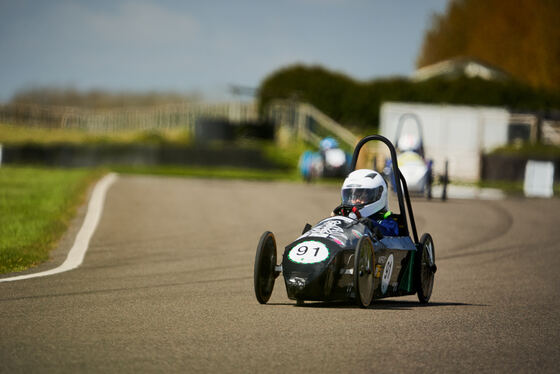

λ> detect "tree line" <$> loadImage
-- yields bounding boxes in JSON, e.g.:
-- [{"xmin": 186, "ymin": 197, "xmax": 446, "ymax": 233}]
[
  {"xmin": 417, "ymin": 0, "xmax": 560, "ymax": 92},
  {"xmin": 258, "ymin": 64, "xmax": 560, "ymax": 131}
]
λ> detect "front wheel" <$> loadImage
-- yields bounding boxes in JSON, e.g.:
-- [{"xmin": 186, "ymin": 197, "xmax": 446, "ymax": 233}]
[
  {"xmin": 415, "ymin": 233, "xmax": 436, "ymax": 304},
  {"xmin": 354, "ymin": 237, "xmax": 375, "ymax": 308},
  {"xmin": 254, "ymin": 231, "xmax": 278, "ymax": 304}
]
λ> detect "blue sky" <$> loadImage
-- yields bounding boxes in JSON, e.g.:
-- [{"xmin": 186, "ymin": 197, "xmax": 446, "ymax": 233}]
[{"xmin": 0, "ymin": 0, "xmax": 449, "ymax": 102}]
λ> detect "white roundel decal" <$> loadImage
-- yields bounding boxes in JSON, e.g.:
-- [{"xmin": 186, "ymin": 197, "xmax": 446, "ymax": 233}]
[
  {"xmin": 381, "ymin": 254, "xmax": 394, "ymax": 294},
  {"xmin": 288, "ymin": 241, "xmax": 330, "ymax": 264}
]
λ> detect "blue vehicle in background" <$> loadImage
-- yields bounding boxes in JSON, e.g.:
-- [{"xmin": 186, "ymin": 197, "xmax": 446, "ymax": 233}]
[{"xmin": 299, "ymin": 137, "xmax": 351, "ymax": 182}]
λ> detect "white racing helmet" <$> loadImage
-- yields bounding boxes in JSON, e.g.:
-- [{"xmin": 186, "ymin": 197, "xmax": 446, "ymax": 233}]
[{"xmin": 341, "ymin": 169, "xmax": 388, "ymax": 218}]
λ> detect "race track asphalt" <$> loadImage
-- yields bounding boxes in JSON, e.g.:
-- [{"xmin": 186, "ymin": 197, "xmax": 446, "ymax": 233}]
[{"xmin": 1, "ymin": 175, "xmax": 559, "ymax": 373}]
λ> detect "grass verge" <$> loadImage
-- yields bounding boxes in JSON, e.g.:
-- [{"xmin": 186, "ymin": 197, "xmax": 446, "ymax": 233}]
[
  {"xmin": 0, "ymin": 123, "xmax": 191, "ymax": 145},
  {"xmin": 0, "ymin": 166, "xmax": 104, "ymax": 274}
]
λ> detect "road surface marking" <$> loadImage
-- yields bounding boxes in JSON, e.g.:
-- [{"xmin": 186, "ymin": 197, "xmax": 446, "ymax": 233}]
[{"xmin": 0, "ymin": 173, "xmax": 117, "ymax": 282}]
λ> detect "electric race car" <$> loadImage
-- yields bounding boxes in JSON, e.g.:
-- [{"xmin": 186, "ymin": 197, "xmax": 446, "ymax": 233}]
[
  {"xmin": 254, "ymin": 135, "xmax": 437, "ymax": 307},
  {"xmin": 383, "ymin": 113, "xmax": 449, "ymax": 200}
]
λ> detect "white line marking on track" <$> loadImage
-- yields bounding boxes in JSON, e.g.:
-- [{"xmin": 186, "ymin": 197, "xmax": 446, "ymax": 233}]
[{"xmin": 0, "ymin": 173, "xmax": 118, "ymax": 282}]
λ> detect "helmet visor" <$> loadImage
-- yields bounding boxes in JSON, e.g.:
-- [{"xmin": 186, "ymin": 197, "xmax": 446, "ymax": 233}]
[{"xmin": 342, "ymin": 186, "xmax": 383, "ymax": 206}]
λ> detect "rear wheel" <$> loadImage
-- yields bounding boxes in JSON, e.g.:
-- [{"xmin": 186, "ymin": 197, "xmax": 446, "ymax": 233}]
[
  {"xmin": 254, "ymin": 231, "xmax": 278, "ymax": 304},
  {"xmin": 415, "ymin": 233, "xmax": 436, "ymax": 304},
  {"xmin": 354, "ymin": 237, "xmax": 375, "ymax": 308}
]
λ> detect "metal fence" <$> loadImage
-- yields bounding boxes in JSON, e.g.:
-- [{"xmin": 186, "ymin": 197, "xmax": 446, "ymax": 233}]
[{"xmin": 0, "ymin": 99, "xmax": 362, "ymax": 149}]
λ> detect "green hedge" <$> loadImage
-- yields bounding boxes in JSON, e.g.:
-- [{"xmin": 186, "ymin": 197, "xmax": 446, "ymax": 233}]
[{"xmin": 259, "ymin": 64, "xmax": 560, "ymax": 130}]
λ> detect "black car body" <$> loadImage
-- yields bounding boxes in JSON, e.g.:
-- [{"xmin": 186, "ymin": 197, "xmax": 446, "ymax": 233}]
[{"xmin": 282, "ymin": 216, "xmax": 418, "ymax": 302}]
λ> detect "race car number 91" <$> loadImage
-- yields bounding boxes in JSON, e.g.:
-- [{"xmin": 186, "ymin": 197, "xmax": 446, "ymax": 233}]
[{"xmin": 288, "ymin": 241, "xmax": 329, "ymax": 264}]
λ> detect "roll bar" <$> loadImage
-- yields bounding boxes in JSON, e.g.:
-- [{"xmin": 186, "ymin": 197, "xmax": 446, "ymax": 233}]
[
  {"xmin": 395, "ymin": 113, "xmax": 425, "ymax": 159},
  {"xmin": 349, "ymin": 135, "xmax": 419, "ymax": 244}
]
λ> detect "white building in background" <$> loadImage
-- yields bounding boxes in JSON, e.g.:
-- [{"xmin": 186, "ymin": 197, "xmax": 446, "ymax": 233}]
[{"xmin": 379, "ymin": 102, "xmax": 510, "ymax": 182}]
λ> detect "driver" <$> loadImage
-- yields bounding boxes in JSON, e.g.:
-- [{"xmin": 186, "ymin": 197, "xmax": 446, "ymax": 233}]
[{"xmin": 333, "ymin": 169, "xmax": 399, "ymax": 236}]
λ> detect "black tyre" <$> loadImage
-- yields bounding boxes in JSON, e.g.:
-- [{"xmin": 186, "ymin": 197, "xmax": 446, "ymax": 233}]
[
  {"xmin": 254, "ymin": 231, "xmax": 277, "ymax": 304},
  {"xmin": 415, "ymin": 233, "xmax": 436, "ymax": 304},
  {"xmin": 354, "ymin": 237, "xmax": 375, "ymax": 308}
]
